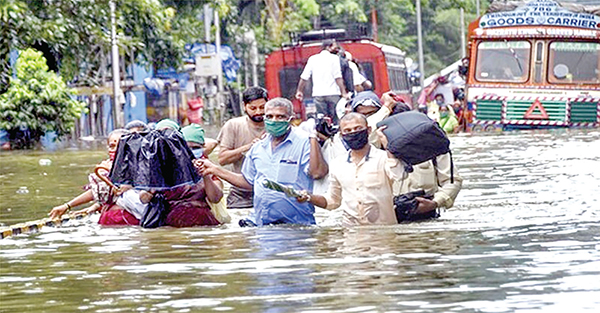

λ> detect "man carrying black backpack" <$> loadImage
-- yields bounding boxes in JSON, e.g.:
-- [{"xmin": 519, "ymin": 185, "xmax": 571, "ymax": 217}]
[{"xmin": 376, "ymin": 111, "xmax": 463, "ymax": 222}]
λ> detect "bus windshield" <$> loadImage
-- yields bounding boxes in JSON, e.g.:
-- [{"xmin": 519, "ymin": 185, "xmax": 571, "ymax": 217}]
[
  {"xmin": 475, "ymin": 41, "xmax": 531, "ymax": 83},
  {"xmin": 548, "ymin": 42, "xmax": 600, "ymax": 85}
]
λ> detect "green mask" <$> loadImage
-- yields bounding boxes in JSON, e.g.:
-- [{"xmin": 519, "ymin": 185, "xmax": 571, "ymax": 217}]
[{"xmin": 265, "ymin": 119, "xmax": 290, "ymax": 137}]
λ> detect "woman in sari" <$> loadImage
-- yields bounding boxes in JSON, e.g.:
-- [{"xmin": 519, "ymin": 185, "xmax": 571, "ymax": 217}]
[{"xmin": 48, "ymin": 129, "xmax": 142, "ymax": 225}]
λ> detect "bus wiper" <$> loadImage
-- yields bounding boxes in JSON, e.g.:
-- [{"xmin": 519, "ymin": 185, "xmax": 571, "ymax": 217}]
[{"xmin": 505, "ymin": 39, "xmax": 523, "ymax": 75}]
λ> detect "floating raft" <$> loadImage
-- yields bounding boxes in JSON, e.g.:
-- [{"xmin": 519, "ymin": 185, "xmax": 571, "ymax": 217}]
[{"xmin": 0, "ymin": 211, "xmax": 91, "ymax": 239}]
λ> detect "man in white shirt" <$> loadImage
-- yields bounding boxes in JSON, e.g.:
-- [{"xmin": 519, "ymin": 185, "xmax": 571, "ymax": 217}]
[
  {"xmin": 297, "ymin": 112, "xmax": 404, "ymax": 226},
  {"xmin": 296, "ymin": 39, "xmax": 349, "ymax": 124}
]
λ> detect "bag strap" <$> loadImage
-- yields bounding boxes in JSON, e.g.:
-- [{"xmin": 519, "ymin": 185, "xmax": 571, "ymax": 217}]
[
  {"xmin": 432, "ymin": 151, "xmax": 454, "ymax": 185},
  {"xmin": 432, "ymin": 157, "xmax": 440, "ymax": 187},
  {"xmin": 449, "ymin": 151, "xmax": 454, "ymax": 184}
]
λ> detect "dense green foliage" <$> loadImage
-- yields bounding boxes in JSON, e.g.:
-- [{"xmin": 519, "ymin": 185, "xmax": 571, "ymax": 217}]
[
  {"xmin": 1, "ymin": 0, "xmax": 489, "ymax": 148},
  {"xmin": 0, "ymin": 49, "xmax": 86, "ymax": 148},
  {"xmin": 1, "ymin": 0, "xmax": 183, "ymax": 86},
  {"xmin": 201, "ymin": 0, "xmax": 488, "ymax": 77},
  {"xmin": 2, "ymin": 0, "xmax": 488, "ymax": 87}
]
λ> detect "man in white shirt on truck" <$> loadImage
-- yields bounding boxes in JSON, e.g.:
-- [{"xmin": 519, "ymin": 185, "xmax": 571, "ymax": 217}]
[{"xmin": 296, "ymin": 39, "xmax": 349, "ymax": 124}]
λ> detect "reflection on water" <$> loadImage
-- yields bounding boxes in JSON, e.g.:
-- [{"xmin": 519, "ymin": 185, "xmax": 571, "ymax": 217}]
[{"xmin": 1, "ymin": 129, "xmax": 600, "ymax": 312}]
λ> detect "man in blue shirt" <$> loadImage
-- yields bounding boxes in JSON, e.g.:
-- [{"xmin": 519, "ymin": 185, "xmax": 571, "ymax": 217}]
[{"xmin": 197, "ymin": 98, "xmax": 328, "ymax": 226}]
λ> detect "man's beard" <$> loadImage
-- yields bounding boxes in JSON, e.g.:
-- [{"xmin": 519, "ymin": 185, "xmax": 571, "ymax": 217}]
[{"xmin": 248, "ymin": 114, "xmax": 264, "ymax": 123}]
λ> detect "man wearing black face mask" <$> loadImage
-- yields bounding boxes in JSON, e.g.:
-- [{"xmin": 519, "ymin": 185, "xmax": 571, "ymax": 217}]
[
  {"xmin": 297, "ymin": 112, "xmax": 405, "ymax": 226},
  {"xmin": 216, "ymin": 86, "xmax": 267, "ymax": 209}
]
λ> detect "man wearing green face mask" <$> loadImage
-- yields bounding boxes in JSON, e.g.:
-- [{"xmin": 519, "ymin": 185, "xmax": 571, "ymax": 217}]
[{"xmin": 197, "ymin": 98, "xmax": 328, "ymax": 226}]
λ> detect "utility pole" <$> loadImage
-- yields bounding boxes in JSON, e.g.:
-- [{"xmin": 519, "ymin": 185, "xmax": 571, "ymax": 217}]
[
  {"xmin": 214, "ymin": 8, "xmax": 224, "ymax": 125},
  {"xmin": 476, "ymin": 0, "xmax": 480, "ymax": 16},
  {"xmin": 371, "ymin": 1, "xmax": 378, "ymax": 42},
  {"xmin": 244, "ymin": 30, "xmax": 259, "ymax": 87},
  {"xmin": 204, "ymin": 4, "xmax": 211, "ymax": 43},
  {"xmin": 416, "ymin": 0, "xmax": 425, "ymax": 88},
  {"xmin": 110, "ymin": 0, "xmax": 123, "ymax": 129},
  {"xmin": 460, "ymin": 8, "xmax": 466, "ymax": 58}
]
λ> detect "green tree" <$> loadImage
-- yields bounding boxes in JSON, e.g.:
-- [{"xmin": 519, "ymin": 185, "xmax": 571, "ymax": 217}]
[
  {"xmin": 0, "ymin": 0, "xmax": 34, "ymax": 94},
  {"xmin": 1, "ymin": 0, "xmax": 184, "ymax": 87},
  {"xmin": 263, "ymin": 0, "xmax": 320, "ymax": 44},
  {"xmin": 0, "ymin": 48, "xmax": 86, "ymax": 148}
]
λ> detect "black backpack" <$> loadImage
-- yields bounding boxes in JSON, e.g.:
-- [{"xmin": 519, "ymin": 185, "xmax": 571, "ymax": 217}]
[
  {"xmin": 376, "ymin": 111, "xmax": 454, "ymax": 182},
  {"xmin": 339, "ymin": 57, "xmax": 354, "ymax": 93}
]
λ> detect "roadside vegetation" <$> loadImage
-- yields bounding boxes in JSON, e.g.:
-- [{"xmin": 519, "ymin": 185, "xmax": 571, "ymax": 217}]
[{"xmin": 0, "ymin": 0, "xmax": 487, "ymax": 148}]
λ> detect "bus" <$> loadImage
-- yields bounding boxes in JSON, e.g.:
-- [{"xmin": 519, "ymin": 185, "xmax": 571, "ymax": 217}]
[
  {"xmin": 265, "ymin": 29, "xmax": 415, "ymax": 120},
  {"xmin": 464, "ymin": 0, "xmax": 600, "ymax": 131}
]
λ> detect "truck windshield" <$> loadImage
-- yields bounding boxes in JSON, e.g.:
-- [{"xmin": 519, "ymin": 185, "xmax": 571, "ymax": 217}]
[
  {"xmin": 475, "ymin": 41, "xmax": 531, "ymax": 83},
  {"xmin": 548, "ymin": 42, "xmax": 600, "ymax": 85}
]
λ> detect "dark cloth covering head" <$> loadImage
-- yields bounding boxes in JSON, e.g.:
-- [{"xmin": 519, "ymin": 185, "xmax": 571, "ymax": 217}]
[
  {"xmin": 109, "ymin": 128, "xmax": 200, "ymax": 190},
  {"xmin": 376, "ymin": 111, "xmax": 450, "ymax": 168},
  {"xmin": 350, "ymin": 91, "xmax": 381, "ymax": 111}
]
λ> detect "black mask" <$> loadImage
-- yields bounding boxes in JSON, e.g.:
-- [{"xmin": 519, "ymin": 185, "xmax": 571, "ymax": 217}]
[
  {"xmin": 249, "ymin": 114, "xmax": 264, "ymax": 123},
  {"xmin": 341, "ymin": 128, "xmax": 369, "ymax": 150}
]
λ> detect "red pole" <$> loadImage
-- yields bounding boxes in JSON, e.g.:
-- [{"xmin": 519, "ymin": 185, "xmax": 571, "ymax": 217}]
[{"xmin": 371, "ymin": 4, "xmax": 378, "ymax": 42}]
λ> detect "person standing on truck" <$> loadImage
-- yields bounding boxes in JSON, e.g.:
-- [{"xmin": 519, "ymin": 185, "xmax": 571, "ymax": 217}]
[
  {"xmin": 345, "ymin": 51, "xmax": 372, "ymax": 92},
  {"xmin": 338, "ymin": 47, "xmax": 354, "ymax": 96},
  {"xmin": 295, "ymin": 39, "xmax": 349, "ymax": 124}
]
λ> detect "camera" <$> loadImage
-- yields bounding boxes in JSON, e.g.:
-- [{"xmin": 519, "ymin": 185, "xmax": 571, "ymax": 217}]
[
  {"xmin": 315, "ymin": 114, "xmax": 339, "ymax": 138},
  {"xmin": 394, "ymin": 189, "xmax": 438, "ymax": 222}
]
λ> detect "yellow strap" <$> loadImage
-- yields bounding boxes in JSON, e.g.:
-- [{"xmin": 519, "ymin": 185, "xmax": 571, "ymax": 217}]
[{"xmin": 0, "ymin": 210, "xmax": 91, "ymax": 240}]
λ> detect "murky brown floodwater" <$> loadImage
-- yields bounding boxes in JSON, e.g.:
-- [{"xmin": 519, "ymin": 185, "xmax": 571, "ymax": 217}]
[{"xmin": 1, "ymin": 129, "xmax": 599, "ymax": 312}]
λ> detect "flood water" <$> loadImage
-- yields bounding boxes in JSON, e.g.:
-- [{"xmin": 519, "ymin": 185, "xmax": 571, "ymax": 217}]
[{"xmin": 1, "ymin": 129, "xmax": 600, "ymax": 312}]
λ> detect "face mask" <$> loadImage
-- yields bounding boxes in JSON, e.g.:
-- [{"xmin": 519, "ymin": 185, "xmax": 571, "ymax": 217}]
[
  {"xmin": 436, "ymin": 100, "xmax": 444, "ymax": 105},
  {"xmin": 249, "ymin": 114, "xmax": 264, "ymax": 123},
  {"xmin": 265, "ymin": 119, "xmax": 290, "ymax": 137},
  {"xmin": 440, "ymin": 111, "xmax": 449, "ymax": 118},
  {"xmin": 342, "ymin": 128, "xmax": 369, "ymax": 150},
  {"xmin": 192, "ymin": 148, "xmax": 204, "ymax": 158}
]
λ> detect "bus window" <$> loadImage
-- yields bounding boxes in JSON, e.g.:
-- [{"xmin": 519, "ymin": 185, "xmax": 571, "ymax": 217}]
[
  {"xmin": 358, "ymin": 62, "xmax": 375, "ymax": 90},
  {"xmin": 534, "ymin": 41, "xmax": 544, "ymax": 83},
  {"xmin": 387, "ymin": 68, "xmax": 409, "ymax": 91},
  {"xmin": 548, "ymin": 42, "xmax": 600, "ymax": 84},
  {"xmin": 475, "ymin": 41, "xmax": 531, "ymax": 83},
  {"xmin": 384, "ymin": 52, "xmax": 408, "ymax": 91},
  {"xmin": 278, "ymin": 67, "xmax": 307, "ymax": 99}
]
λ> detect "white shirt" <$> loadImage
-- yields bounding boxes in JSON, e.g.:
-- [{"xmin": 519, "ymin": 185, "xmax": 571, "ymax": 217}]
[
  {"xmin": 314, "ymin": 105, "xmax": 391, "ymax": 195},
  {"xmin": 300, "ymin": 50, "xmax": 342, "ymax": 97},
  {"xmin": 349, "ymin": 61, "xmax": 367, "ymax": 86},
  {"xmin": 324, "ymin": 145, "xmax": 405, "ymax": 226}
]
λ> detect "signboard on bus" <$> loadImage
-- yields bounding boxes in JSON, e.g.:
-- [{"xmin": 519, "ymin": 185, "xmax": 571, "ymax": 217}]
[{"xmin": 479, "ymin": 0, "xmax": 600, "ymax": 30}]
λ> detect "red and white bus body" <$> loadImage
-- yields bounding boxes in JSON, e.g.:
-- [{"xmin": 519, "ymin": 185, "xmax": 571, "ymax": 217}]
[{"xmin": 265, "ymin": 39, "xmax": 412, "ymax": 120}]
